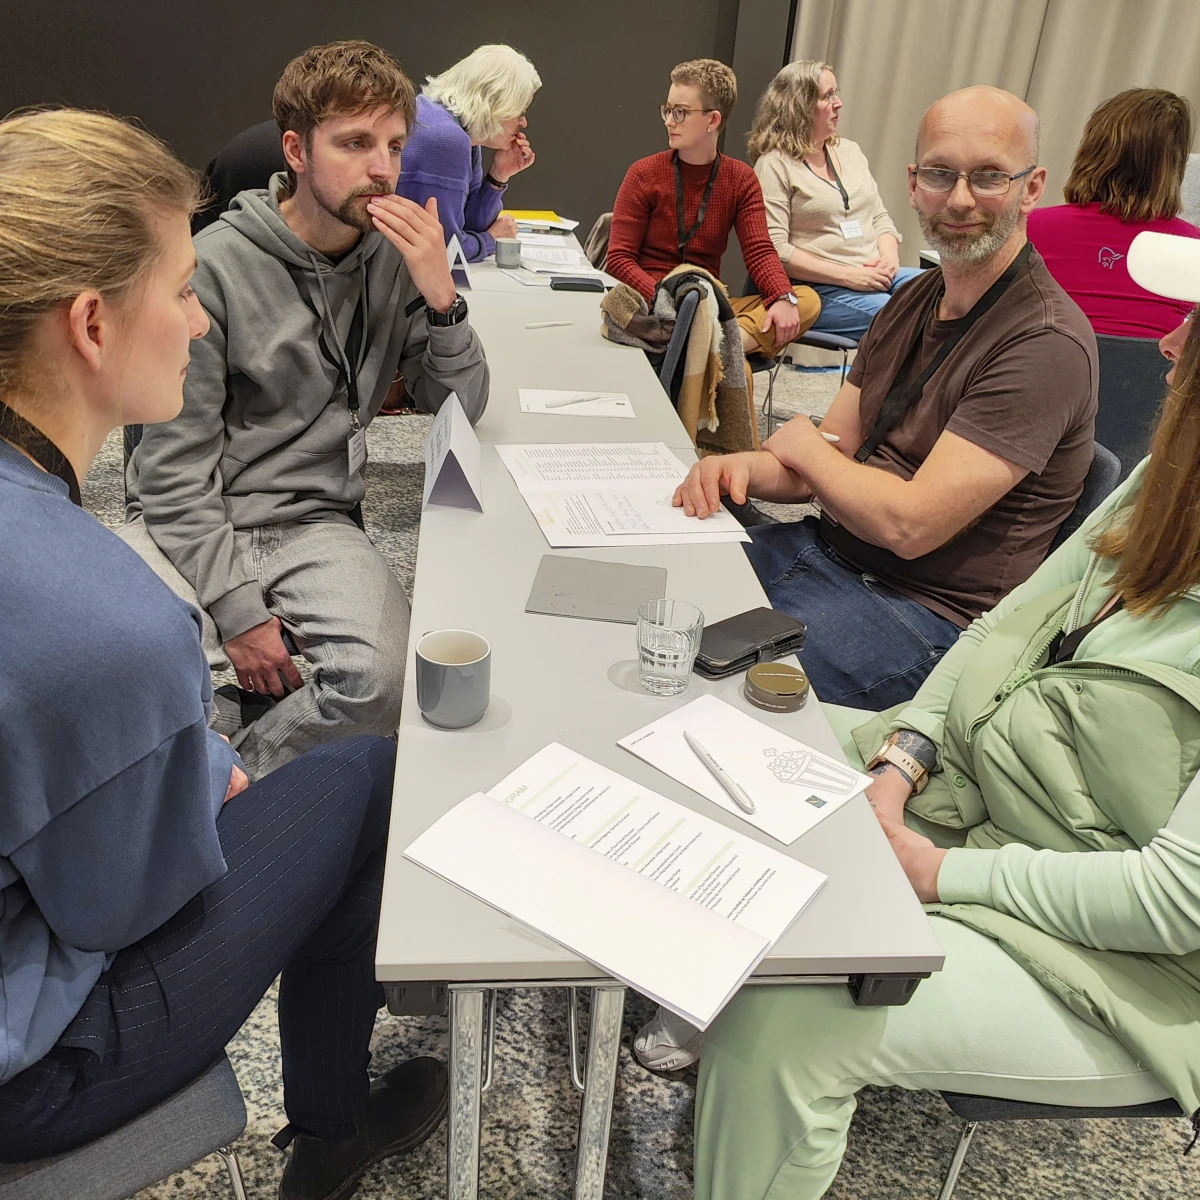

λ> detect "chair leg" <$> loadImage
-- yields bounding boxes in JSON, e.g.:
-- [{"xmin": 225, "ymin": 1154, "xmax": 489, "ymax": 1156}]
[
  {"xmin": 216, "ymin": 1145, "xmax": 248, "ymax": 1200},
  {"xmin": 761, "ymin": 360, "xmax": 783, "ymax": 438},
  {"xmin": 936, "ymin": 1120, "xmax": 979, "ymax": 1200},
  {"xmin": 840, "ymin": 347, "xmax": 849, "ymax": 384}
]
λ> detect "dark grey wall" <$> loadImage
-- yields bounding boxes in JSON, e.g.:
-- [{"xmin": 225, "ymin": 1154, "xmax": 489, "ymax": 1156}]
[{"xmin": 1, "ymin": 1, "xmax": 801, "ymax": 239}]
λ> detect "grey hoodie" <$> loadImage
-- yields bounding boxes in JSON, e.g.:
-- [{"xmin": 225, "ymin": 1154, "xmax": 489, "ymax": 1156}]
[{"xmin": 127, "ymin": 175, "xmax": 489, "ymax": 643}]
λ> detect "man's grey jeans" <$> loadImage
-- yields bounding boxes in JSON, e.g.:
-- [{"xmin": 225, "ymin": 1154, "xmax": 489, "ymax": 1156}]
[{"xmin": 119, "ymin": 517, "xmax": 408, "ymax": 780}]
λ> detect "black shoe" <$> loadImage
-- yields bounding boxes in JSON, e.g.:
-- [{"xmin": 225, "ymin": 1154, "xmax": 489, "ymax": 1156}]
[{"xmin": 275, "ymin": 1057, "xmax": 448, "ymax": 1200}]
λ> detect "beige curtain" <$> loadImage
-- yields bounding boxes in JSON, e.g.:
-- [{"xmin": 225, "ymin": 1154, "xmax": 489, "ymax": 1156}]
[{"xmin": 790, "ymin": 0, "xmax": 1200, "ymax": 265}]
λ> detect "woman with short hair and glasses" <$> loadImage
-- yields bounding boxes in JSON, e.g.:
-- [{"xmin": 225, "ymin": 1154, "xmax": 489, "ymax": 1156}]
[
  {"xmin": 1028, "ymin": 88, "xmax": 1199, "ymax": 338},
  {"xmin": 750, "ymin": 61, "xmax": 921, "ymax": 340},
  {"xmin": 396, "ymin": 44, "xmax": 541, "ymax": 262}
]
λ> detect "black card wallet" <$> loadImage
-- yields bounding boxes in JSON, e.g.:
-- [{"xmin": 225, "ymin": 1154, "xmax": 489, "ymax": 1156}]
[{"xmin": 693, "ymin": 607, "xmax": 807, "ymax": 679}]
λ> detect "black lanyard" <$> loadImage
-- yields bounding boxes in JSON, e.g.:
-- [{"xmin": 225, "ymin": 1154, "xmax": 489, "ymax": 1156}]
[
  {"xmin": 674, "ymin": 151, "xmax": 721, "ymax": 260},
  {"xmin": 805, "ymin": 146, "xmax": 850, "ymax": 213},
  {"xmin": 0, "ymin": 399, "xmax": 81, "ymax": 505},
  {"xmin": 855, "ymin": 241, "xmax": 1034, "ymax": 463}
]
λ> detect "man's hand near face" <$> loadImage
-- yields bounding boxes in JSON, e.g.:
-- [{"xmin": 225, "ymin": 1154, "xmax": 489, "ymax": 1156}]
[{"xmin": 366, "ymin": 194, "xmax": 457, "ymax": 312}]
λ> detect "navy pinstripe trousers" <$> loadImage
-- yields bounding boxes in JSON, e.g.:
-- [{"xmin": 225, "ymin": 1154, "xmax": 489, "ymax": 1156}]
[{"xmin": 0, "ymin": 735, "xmax": 397, "ymax": 1160}]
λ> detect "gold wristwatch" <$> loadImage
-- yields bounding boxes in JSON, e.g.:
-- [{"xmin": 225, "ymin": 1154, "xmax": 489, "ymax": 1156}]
[{"xmin": 866, "ymin": 736, "xmax": 929, "ymax": 794}]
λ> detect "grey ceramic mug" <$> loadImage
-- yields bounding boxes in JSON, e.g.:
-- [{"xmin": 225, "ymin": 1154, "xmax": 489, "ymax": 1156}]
[
  {"xmin": 495, "ymin": 237, "xmax": 522, "ymax": 268},
  {"xmin": 415, "ymin": 629, "xmax": 491, "ymax": 728}
]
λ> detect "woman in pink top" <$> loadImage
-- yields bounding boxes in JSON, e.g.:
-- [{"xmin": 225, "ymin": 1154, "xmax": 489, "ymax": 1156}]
[{"xmin": 1029, "ymin": 88, "xmax": 1199, "ymax": 339}]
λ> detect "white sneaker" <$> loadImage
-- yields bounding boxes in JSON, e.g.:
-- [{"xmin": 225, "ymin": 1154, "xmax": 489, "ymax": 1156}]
[{"xmin": 633, "ymin": 1007, "xmax": 706, "ymax": 1072}]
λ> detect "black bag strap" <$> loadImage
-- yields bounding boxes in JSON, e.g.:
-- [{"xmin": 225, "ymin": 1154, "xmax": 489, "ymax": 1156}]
[
  {"xmin": 675, "ymin": 151, "xmax": 721, "ymax": 260},
  {"xmin": 855, "ymin": 241, "xmax": 1033, "ymax": 463},
  {"xmin": 0, "ymin": 399, "xmax": 81, "ymax": 505}
]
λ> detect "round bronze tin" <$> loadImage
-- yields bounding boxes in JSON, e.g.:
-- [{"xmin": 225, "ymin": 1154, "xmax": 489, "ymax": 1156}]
[{"xmin": 744, "ymin": 662, "xmax": 810, "ymax": 712}]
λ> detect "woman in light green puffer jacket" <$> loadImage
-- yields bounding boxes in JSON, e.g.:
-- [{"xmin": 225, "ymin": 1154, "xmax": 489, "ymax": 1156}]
[{"xmin": 694, "ymin": 232, "xmax": 1200, "ymax": 1200}]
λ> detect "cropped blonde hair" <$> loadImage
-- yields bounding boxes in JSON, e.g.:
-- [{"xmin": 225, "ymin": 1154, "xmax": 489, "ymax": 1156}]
[
  {"xmin": 670, "ymin": 59, "xmax": 737, "ymax": 126},
  {"xmin": 0, "ymin": 108, "xmax": 200, "ymax": 397},
  {"xmin": 747, "ymin": 60, "xmax": 836, "ymax": 162},
  {"xmin": 424, "ymin": 45, "xmax": 541, "ymax": 143}
]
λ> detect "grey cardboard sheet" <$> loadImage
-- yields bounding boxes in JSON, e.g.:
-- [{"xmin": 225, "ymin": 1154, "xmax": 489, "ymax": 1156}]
[{"xmin": 525, "ymin": 555, "xmax": 667, "ymax": 625}]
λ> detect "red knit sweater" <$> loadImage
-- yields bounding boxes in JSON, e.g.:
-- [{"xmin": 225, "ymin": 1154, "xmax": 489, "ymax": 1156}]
[{"xmin": 607, "ymin": 151, "xmax": 793, "ymax": 306}]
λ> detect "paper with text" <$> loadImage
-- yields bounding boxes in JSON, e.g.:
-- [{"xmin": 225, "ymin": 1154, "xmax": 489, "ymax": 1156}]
[
  {"xmin": 403, "ymin": 742, "xmax": 824, "ymax": 1027},
  {"xmin": 422, "ymin": 393, "xmax": 483, "ymax": 511},
  {"xmin": 496, "ymin": 443, "xmax": 749, "ymax": 547},
  {"xmin": 619, "ymin": 695, "xmax": 873, "ymax": 844}
]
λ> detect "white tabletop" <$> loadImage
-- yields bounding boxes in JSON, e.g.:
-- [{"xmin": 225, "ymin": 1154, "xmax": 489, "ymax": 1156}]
[{"xmin": 377, "ymin": 278, "xmax": 943, "ymax": 986}]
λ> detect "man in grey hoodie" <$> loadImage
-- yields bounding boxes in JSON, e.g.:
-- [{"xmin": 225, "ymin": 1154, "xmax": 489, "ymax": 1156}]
[{"xmin": 123, "ymin": 40, "xmax": 490, "ymax": 786}]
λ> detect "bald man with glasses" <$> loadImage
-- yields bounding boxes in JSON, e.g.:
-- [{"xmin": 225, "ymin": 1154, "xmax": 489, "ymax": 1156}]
[{"xmin": 672, "ymin": 86, "xmax": 1099, "ymax": 713}]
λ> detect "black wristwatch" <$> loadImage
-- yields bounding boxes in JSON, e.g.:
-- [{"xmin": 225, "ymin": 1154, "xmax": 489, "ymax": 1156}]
[
  {"xmin": 426, "ymin": 295, "xmax": 468, "ymax": 327},
  {"xmin": 485, "ymin": 172, "xmax": 508, "ymax": 190}
]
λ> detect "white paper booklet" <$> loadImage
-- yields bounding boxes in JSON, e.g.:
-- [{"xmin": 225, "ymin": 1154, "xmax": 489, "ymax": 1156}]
[
  {"xmin": 518, "ymin": 389, "xmax": 635, "ymax": 419},
  {"xmin": 403, "ymin": 742, "xmax": 826, "ymax": 1029},
  {"xmin": 618, "ymin": 695, "xmax": 873, "ymax": 845},
  {"xmin": 495, "ymin": 442, "xmax": 749, "ymax": 547}
]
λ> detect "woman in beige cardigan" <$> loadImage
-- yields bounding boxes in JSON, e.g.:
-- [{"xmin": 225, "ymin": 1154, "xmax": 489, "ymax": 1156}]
[{"xmin": 750, "ymin": 61, "xmax": 920, "ymax": 340}]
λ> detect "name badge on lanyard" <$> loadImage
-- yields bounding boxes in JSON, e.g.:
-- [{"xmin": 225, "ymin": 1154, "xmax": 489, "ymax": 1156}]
[
  {"xmin": 347, "ymin": 416, "xmax": 367, "ymax": 476},
  {"xmin": 839, "ymin": 219, "xmax": 863, "ymax": 240}
]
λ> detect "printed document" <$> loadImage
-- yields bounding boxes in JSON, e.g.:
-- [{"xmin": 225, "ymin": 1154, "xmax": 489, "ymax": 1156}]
[
  {"xmin": 496, "ymin": 442, "xmax": 749, "ymax": 547},
  {"xmin": 403, "ymin": 742, "xmax": 825, "ymax": 1028},
  {"xmin": 619, "ymin": 694, "xmax": 873, "ymax": 844}
]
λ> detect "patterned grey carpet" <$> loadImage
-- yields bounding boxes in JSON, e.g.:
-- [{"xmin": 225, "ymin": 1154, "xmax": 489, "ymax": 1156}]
[{"xmin": 77, "ymin": 367, "xmax": 1195, "ymax": 1198}]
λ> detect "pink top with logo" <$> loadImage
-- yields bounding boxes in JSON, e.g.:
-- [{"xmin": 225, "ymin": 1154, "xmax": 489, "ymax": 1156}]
[{"xmin": 1027, "ymin": 202, "xmax": 1200, "ymax": 338}]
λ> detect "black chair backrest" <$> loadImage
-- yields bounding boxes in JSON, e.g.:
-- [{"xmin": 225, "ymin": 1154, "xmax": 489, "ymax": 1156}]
[
  {"xmin": 1047, "ymin": 440, "xmax": 1121, "ymax": 554},
  {"xmin": 193, "ymin": 120, "xmax": 286, "ymax": 235},
  {"xmin": 657, "ymin": 289, "xmax": 702, "ymax": 405},
  {"xmin": 1095, "ymin": 334, "xmax": 1167, "ymax": 480}
]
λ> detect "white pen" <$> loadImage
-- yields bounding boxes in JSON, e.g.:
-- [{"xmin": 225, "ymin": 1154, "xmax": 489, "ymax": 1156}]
[
  {"xmin": 525, "ymin": 320, "xmax": 574, "ymax": 329},
  {"xmin": 822, "ymin": 432, "xmax": 840, "ymax": 443},
  {"xmin": 545, "ymin": 393, "xmax": 606, "ymax": 409},
  {"xmin": 683, "ymin": 731, "xmax": 756, "ymax": 814}
]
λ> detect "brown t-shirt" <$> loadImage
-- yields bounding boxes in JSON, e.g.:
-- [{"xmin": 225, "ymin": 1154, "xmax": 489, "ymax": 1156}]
[{"xmin": 822, "ymin": 246, "xmax": 1097, "ymax": 627}]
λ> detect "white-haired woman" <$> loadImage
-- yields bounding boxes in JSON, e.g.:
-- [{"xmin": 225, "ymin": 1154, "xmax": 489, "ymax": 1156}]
[
  {"xmin": 750, "ymin": 60, "xmax": 919, "ymax": 340},
  {"xmin": 397, "ymin": 43, "xmax": 541, "ymax": 261}
]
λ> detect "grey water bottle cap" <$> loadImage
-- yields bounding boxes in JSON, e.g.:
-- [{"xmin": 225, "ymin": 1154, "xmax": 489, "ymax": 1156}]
[{"xmin": 744, "ymin": 662, "xmax": 810, "ymax": 712}]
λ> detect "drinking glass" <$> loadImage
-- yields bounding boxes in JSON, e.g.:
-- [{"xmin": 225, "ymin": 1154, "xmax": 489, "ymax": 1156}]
[{"xmin": 637, "ymin": 599, "xmax": 704, "ymax": 696}]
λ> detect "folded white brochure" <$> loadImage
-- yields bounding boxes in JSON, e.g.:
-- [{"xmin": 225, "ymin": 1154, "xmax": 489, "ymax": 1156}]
[
  {"xmin": 519, "ymin": 389, "xmax": 635, "ymax": 419},
  {"xmin": 496, "ymin": 442, "xmax": 749, "ymax": 547},
  {"xmin": 618, "ymin": 694, "xmax": 874, "ymax": 845},
  {"xmin": 403, "ymin": 742, "xmax": 826, "ymax": 1029}
]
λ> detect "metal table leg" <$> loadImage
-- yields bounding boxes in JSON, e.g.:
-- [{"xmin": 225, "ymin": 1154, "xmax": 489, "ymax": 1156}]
[
  {"xmin": 573, "ymin": 986, "xmax": 625, "ymax": 1200},
  {"xmin": 448, "ymin": 987, "xmax": 486, "ymax": 1200}
]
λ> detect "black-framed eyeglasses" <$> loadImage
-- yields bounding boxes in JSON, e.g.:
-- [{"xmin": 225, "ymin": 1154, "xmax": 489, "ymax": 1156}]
[
  {"xmin": 913, "ymin": 165, "xmax": 1036, "ymax": 197},
  {"xmin": 661, "ymin": 104, "xmax": 716, "ymax": 125}
]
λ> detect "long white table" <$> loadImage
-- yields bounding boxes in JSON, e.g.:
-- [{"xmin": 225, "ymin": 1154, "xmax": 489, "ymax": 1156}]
[{"xmin": 377, "ymin": 268, "xmax": 944, "ymax": 1199}]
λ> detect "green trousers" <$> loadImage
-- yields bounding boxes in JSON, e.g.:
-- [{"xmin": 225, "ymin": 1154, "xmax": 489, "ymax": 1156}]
[{"xmin": 692, "ymin": 706, "xmax": 1170, "ymax": 1200}]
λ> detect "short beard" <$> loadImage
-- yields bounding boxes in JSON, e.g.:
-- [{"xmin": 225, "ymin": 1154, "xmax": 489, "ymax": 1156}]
[
  {"xmin": 919, "ymin": 197, "xmax": 1022, "ymax": 266},
  {"xmin": 312, "ymin": 180, "xmax": 390, "ymax": 234}
]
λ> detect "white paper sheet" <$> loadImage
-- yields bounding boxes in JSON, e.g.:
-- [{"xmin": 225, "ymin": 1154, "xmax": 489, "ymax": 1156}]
[
  {"xmin": 486, "ymin": 742, "xmax": 824, "ymax": 947},
  {"xmin": 496, "ymin": 443, "xmax": 749, "ymax": 546},
  {"xmin": 519, "ymin": 246, "xmax": 589, "ymax": 266},
  {"xmin": 515, "ymin": 217, "xmax": 580, "ymax": 231},
  {"xmin": 618, "ymin": 695, "xmax": 874, "ymax": 844},
  {"xmin": 404, "ymin": 792, "xmax": 770, "ymax": 1029},
  {"xmin": 518, "ymin": 390, "xmax": 635, "ymax": 419}
]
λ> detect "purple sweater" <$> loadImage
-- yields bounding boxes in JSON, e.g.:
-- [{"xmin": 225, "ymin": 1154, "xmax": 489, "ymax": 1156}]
[{"xmin": 397, "ymin": 95, "xmax": 505, "ymax": 262}]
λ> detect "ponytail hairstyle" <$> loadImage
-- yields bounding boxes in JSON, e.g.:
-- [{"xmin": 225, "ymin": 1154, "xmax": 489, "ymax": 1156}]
[{"xmin": 0, "ymin": 107, "xmax": 201, "ymax": 398}]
